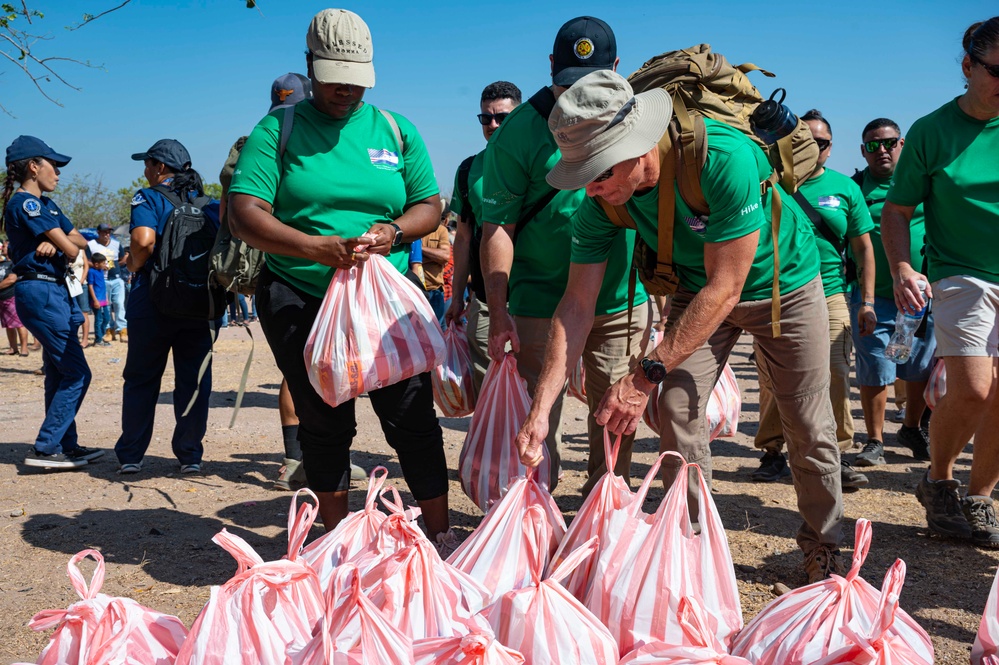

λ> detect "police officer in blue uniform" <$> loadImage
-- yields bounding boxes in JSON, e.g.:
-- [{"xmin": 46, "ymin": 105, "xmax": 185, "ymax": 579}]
[
  {"xmin": 115, "ymin": 139, "xmax": 218, "ymax": 475},
  {"xmin": 2, "ymin": 136, "xmax": 104, "ymax": 469}
]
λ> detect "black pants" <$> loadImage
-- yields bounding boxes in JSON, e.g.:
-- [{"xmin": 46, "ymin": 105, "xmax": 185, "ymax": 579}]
[{"xmin": 257, "ymin": 265, "xmax": 448, "ymax": 499}]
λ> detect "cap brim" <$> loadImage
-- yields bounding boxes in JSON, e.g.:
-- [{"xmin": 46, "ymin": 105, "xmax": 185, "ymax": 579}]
[
  {"xmin": 546, "ymin": 88, "xmax": 673, "ymax": 191},
  {"xmin": 553, "ymin": 65, "xmax": 609, "ymax": 87},
  {"xmin": 130, "ymin": 151, "xmax": 150, "ymax": 162},
  {"xmin": 312, "ymin": 58, "xmax": 375, "ymax": 88},
  {"xmin": 47, "ymin": 152, "xmax": 72, "ymax": 167}
]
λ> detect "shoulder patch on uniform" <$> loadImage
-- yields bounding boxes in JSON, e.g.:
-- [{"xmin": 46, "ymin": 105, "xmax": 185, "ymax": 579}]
[
  {"xmin": 23, "ymin": 198, "xmax": 41, "ymax": 217},
  {"xmin": 131, "ymin": 192, "xmax": 146, "ymax": 207}
]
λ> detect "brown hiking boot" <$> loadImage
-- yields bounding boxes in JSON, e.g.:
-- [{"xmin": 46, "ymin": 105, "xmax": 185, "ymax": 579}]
[
  {"xmin": 119, "ymin": 328, "xmax": 128, "ymax": 343},
  {"xmin": 915, "ymin": 470, "xmax": 972, "ymax": 540},
  {"xmin": 804, "ymin": 545, "xmax": 845, "ymax": 584}
]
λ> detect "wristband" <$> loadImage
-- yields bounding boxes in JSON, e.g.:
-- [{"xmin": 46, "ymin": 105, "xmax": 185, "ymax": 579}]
[{"xmin": 861, "ymin": 301, "xmax": 875, "ymax": 307}]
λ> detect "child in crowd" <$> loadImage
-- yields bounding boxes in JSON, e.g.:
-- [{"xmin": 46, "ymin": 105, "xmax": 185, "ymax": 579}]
[{"xmin": 88, "ymin": 253, "xmax": 111, "ymax": 347}]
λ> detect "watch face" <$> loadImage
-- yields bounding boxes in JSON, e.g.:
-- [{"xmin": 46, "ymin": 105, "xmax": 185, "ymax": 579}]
[{"xmin": 643, "ymin": 358, "xmax": 667, "ymax": 383}]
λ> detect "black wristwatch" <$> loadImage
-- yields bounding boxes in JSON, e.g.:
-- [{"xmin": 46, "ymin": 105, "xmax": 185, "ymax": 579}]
[
  {"xmin": 640, "ymin": 357, "xmax": 667, "ymax": 384},
  {"xmin": 390, "ymin": 223, "xmax": 404, "ymax": 246}
]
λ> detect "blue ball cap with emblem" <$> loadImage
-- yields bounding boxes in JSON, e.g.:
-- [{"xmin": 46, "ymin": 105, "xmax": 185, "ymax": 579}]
[
  {"xmin": 130, "ymin": 138, "xmax": 192, "ymax": 173},
  {"xmin": 5, "ymin": 135, "xmax": 72, "ymax": 167},
  {"xmin": 270, "ymin": 73, "xmax": 312, "ymax": 112},
  {"xmin": 551, "ymin": 16, "xmax": 617, "ymax": 87}
]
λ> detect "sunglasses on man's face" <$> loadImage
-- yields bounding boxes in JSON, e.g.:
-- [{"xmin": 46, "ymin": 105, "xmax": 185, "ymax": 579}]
[
  {"xmin": 863, "ymin": 137, "xmax": 900, "ymax": 153},
  {"xmin": 970, "ymin": 52, "xmax": 999, "ymax": 78},
  {"xmin": 593, "ymin": 165, "xmax": 616, "ymax": 183},
  {"xmin": 814, "ymin": 138, "xmax": 831, "ymax": 151},
  {"xmin": 477, "ymin": 112, "xmax": 510, "ymax": 126}
]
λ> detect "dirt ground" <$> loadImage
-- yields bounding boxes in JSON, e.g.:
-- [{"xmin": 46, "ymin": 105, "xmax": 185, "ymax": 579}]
[{"xmin": 0, "ymin": 323, "xmax": 992, "ymax": 663}]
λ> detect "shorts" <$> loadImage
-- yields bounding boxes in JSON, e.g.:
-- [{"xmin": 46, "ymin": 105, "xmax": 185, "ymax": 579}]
[
  {"xmin": 0, "ymin": 296, "xmax": 22, "ymax": 328},
  {"xmin": 75, "ymin": 291, "xmax": 91, "ymax": 314},
  {"xmin": 932, "ymin": 274, "xmax": 999, "ymax": 357},
  {"xmin": 849, "ymin": 289, "xmax": 935, "ymax": 386}
]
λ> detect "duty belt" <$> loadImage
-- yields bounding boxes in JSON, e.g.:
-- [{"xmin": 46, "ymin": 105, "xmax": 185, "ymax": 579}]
[{"xmin": 19, "ymin": 272, "xmax": 60, "ymax": 284}]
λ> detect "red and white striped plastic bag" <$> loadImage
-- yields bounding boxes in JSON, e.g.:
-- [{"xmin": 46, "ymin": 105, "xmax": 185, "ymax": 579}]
[
  {"xmin": 28, "ymin": 549, "xmax": 188, "ymax": 665},
  {"xmin": 458, "ymin": 353, "xmax": 554, "ymax": 511},
  {"xmin": 359, "ymin": 534, "xmax": 493, "ymax": 640},
  {"xmin": 973, "ymin": 565, "xmax": 999, "ymax": 665},
  {"xmin": 813, "ymin": 559, "xmax": 933, "ymax": 665},
  {"xmin": 924, "ymin": 359, "xmax": 946, "ymax": 410},
  {"xmin": 345, "ymin": 484, "xmax": 427, "ymax": 579},
  {"xmin": 304, "ymin": 252, "xmax": 446, "ymax": 408},
  {"xmin": 548, "ymin": 430, "xmax": 634, "ymax": 601},
  {"xmin": 731, "ymin": 519, "xmax": 931, "ymax": 664},
  {"xmin": 301, "ymin": 466, "xmax": 391, "ymax": 591},
  {"xmin": 586, "ymin": 452, "xmax": 742, "ymax": 655},
  {"xmin": 617, "ymin": 596, "xmax": 754, "ymax": 665},
  {"xmin": 433, "ymin": 320, "xmax": 477, "ymax": 417},
  {"xmin": 482, "ymin": 537, "xmax": 619, "ymax": 664},
  {"xmin": 176, "ymin": 490, "xmax": 325, "ymax": 664},
  {"xmin": 414, "ymin": 630, "xmax": 526, "ymax": 665},
  {"xmin": 448, "ymin": 470, "xmax": 567, "ymax": 596},
  {"xmin": 645, "ymin": 363, "xmax": 740, "ymax": 438},
  {"xmin": 85, "ymin": 596, "xmax": 189, "ymax": 665},
  {"xmin": 567, "ymin": 357, "xmax": 586, "ymax": 403}
]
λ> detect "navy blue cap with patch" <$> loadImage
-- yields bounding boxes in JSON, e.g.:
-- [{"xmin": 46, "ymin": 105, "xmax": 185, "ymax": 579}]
[
  {"xmin": 270, "ymin": 73, "xmax": 312, "ymax": 112},
  {"xmin": 5, "ymin": 135, "xmax": 72, "ymax": 167},
  {"xmin": 551, "ymin": 16, "xmax": 617, "ymax": 87},
  {"xmin": 131, "ymin": 139, "xmax": 192, "ymax": 173}
]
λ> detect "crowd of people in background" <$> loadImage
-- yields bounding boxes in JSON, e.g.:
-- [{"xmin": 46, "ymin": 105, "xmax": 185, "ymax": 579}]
[{"xmin": 1, "ymin": 8, "xmax": 997, "ymax": 581}]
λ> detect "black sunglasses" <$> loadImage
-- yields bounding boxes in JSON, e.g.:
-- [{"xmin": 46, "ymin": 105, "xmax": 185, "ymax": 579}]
[
  {"xmin": 477, "ymin": 112, "xmax": 510, "ymax": 126},
  {"xmin": 970, "ymin": 52, "xmax": 999, "ymax": 78},
  {"xmin": 593, "ymin": 165, "xmax": 616, "ymax": 183},
  {"xmin": 814, "ymin": 138, "xmax": 831, "ymax": 151},
  {"xmin": 863, "ymin": 137, "xmax": 900, "ymax": 153}
]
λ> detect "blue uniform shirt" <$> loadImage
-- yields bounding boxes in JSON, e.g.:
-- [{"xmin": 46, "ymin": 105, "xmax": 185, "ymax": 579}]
[
  {"xmin": 4, "ymin": 192, "xmax": 75, "ymax": 278},
  {"xmin": 127, "ymin": 185, "xmax": 220, "ymax": 318}
]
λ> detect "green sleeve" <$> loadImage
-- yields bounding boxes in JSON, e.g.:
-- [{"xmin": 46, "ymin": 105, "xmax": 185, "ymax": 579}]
[
  {"xmin": 700, "ymin": 142, "xmax": 767, "ymax": 242},
  {"xmin": 845, "ymin": 178, "xmax": 875, "ymax": 238},
  {"xmin": 392, "ymin": 111, "xmax": 440, "ymax": 205},
  {"xmin": 228, "ymin": 111, "xmax": 282, "ymax": 203},
  {"xmin": 480, "ymin": 134, "xmax": 528, "ymax": 226},
  {"xmin": 886, "ymin": 123, "xmax": 931, "ymax": 207},
  {"xmin": 570, "ymin": 195, "xmax": 623, "ymax": 264}
]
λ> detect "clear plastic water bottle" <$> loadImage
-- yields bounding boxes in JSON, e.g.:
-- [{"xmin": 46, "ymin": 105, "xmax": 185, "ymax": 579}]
[{"xmin": 884, "ymin": 280, "xmax": 928, "ymax": 364}]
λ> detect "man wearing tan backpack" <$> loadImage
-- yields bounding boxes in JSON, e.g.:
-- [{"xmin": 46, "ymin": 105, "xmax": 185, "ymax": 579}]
[{"xmin": 517, "ymin": 69, "xmax": 845, "ymax": 584}]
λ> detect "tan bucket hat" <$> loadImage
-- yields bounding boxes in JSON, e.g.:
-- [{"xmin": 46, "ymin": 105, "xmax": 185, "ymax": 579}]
[
  {"xmin": 306, "ymin": 9, "xmax": 375, "ymax": 88},
  {"xmin": 546, "ymin": 70, "xmax": 673, "ymax": 190}
]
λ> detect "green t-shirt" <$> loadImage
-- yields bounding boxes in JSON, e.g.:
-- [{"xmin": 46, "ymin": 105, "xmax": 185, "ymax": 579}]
[
  {"xmin": 797, "ymin": 168, "xmax": 874, "ymax": 296},
  {"xmin": 480, "ymin": 97, "xmax": 646, "ymax": 318},
  {"xmin": 857, "ymin": 168, "xmax": 926, "ymax": 300},
  {"xmin": 887, "ymin": 97, "xmax": 999, "ymax": 284},
  {"xmin": 572, "ymin": 119, "xmax": 819, "ymax": 300},
  {"xmin": 229, "ymin": 101, "xmax": 439, "ymax": 298},
  {"xmin": 450, "ymin": 149, "xmax": 484, "ymax": 229}
]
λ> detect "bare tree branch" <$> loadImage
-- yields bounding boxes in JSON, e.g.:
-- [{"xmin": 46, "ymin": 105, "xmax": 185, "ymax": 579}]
[{"xmin": 67, "ymin": 0, "xmax": 132, "ymax": 32}]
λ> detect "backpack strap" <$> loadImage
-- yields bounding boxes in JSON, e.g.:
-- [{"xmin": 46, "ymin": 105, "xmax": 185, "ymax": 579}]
[
  {"xmin": 279, "ymin": 105, "xmax": 295, "ymax": 158},
  {"xmin": 851, "ymin": 168, "xmax": 865, "ymax": 188},
  {"xmin": 762, "ymin": 174, "xmax": 782, "ymax": 338},
  {"xmin": 378, "ymin": 108, "xmax": 405, "ymax": 153},
  {"xmin": 528, "ymin": 86, "xmax": 557, "ymax": 121},
  {"xmin": 457, "ymin": 154, "xmax": 476, "ymax": 227},
  {"xmin": 669, "ymin": 93, "xmax": 708, "ymax": 215},
  {"xmin": 792, "ymin": 188, "xmax": 846, "ymax": 253}
]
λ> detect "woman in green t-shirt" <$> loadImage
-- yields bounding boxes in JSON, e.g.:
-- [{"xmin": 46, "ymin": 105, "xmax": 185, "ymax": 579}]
[
  {"xmin": 227, "ymin": 9, "xmax": 457, "ymax": 555},
  {"xmin": 882, "ymin": 17, "xmax": 999, "ymax": 549}
]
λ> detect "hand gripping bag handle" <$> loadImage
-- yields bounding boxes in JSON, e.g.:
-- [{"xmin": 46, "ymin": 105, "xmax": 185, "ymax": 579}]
[
  {"xmin": 628, "ymin": 450, "xmax": 687, "ymax": 519},
  {"xmin": 287, "ymin": 488, "xmax": 320, "ymax": 561},
  {"xmin": 28, "ymin": 549, "xmax": 107, "ymax": 631},
  {"xmin": 603, "ymin": 429, "xmax": 623, "ymax": 475}
]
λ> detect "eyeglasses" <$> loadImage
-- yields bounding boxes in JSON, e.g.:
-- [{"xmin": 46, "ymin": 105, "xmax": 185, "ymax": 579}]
[
  {"xmin": 814, "ymin": 138, "xmax": 831, "ymax": 151},
  {"xmin": 970, "ymin": 52, "xmax": 999, "ymax": 78},
  {"xmin": 593, "ymin": 165, "xmax": 615, "ymax": 183},
  {"xmin": 477, "ymin": 112, "xmax": 510, "ymax": 126},
  {"xmin": 863, "ymin": 137, "xmax": 900, "ymax": 153}
]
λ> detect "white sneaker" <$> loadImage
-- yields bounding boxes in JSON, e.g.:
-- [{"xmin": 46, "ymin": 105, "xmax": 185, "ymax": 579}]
[{"xmin": 434, "ymin": 528, "xmax": 460, "ymax": 560}]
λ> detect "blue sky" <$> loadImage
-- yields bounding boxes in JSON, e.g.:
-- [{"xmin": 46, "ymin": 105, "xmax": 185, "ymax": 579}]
[{"xmin": 0, "ymin": 0, "xmax": 993, "ymax": 205}]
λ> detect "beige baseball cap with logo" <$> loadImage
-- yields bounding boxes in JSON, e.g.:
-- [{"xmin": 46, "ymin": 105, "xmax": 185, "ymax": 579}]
[{"xmin": 306, "ymin": 9, "xmax": 375, "ymax": 88}]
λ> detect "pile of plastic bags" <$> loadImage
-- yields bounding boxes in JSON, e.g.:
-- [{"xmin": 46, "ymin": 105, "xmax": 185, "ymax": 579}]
[{"xmin": 23, "ymin": 465, "xmax": 948, "ymax": 665}]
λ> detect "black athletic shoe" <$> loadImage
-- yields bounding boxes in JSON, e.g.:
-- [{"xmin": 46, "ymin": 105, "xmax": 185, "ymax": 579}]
[
  {"xmin": 65, "ymin": 446, "xmax": 105, "ymax": 462},
  {"xmin": 854, "ymin": 439, "xmax": 885, "ymax": 467},
  {"xmin": 915, "ymin": 471, "xmax": 972, "ymax": 539},
  {"xmin": 751, "ymin": 451, "xmax": 791, "ymax": 482},
  {"xmin": 840, "ymin": 460, "xmax": 869, "ymax": 491},
  {"xmin": 897, "ymin": 425, "xmax": 930, "ymax": 461},
  {"xmin": 961, "ymin": 496, "xmax": 999, "ymax": 549},
  {"xmin": 24, "ymin": 449, "xmax": 87, "ymax": 469}
]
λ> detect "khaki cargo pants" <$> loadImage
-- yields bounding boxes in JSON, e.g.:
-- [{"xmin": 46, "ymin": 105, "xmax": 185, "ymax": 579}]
[{"xmin": 655, "ymin": 277, "xmax": 843, "ymax": 553}]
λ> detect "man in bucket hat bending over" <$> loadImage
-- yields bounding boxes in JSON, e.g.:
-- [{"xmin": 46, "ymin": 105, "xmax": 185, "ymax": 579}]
[{"xmin": 515, "ymin": 69, "xmax": 844, "ymax": 584}]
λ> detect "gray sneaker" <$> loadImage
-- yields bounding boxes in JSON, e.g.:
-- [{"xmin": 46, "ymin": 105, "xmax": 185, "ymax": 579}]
[
  {"xmin": 915, "ymin": 471, "xmax": 972, "ymax": 539},
  {"xmin": 854, "ymin": 439, "xmax": 885, "ymax": 467},
  {"xmin": 840, "ymin": 460, "xmax": 869, "ymax": 491},
  {"xmin": 25, "ymin": 449, "xmax": 88, "ymax": 469},
  {"xmin": 961, "ymin": 496, "xmax": 999, "ymax": 549}
]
